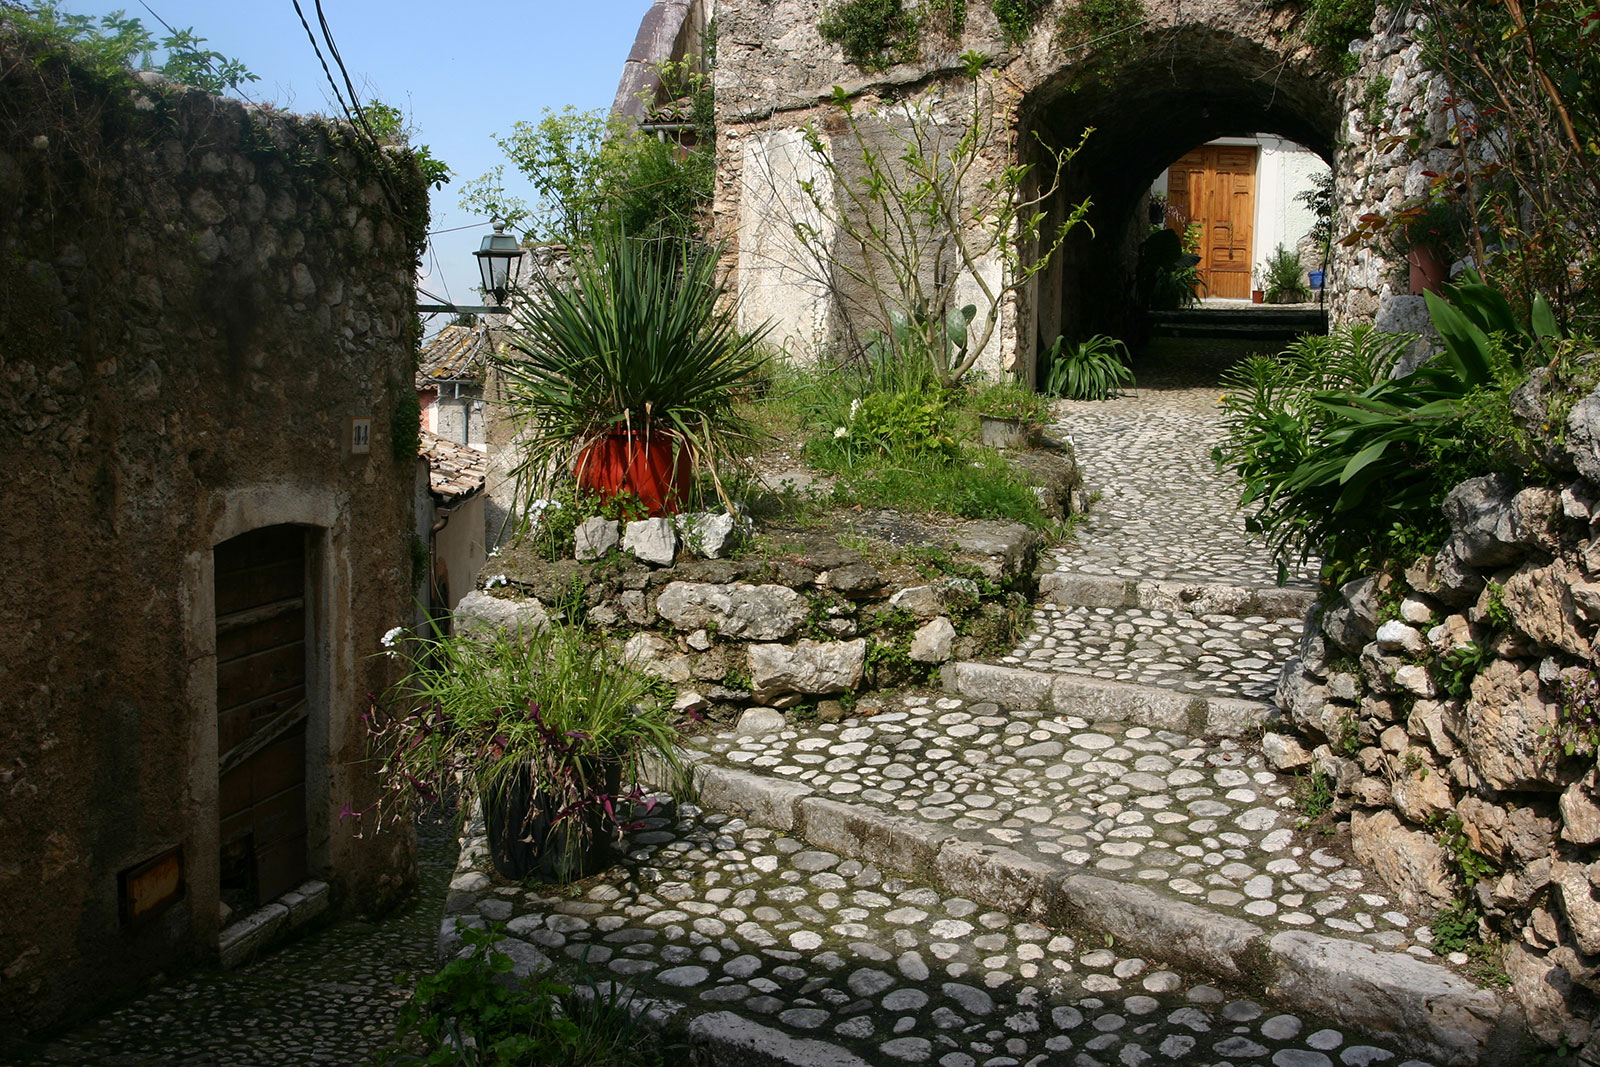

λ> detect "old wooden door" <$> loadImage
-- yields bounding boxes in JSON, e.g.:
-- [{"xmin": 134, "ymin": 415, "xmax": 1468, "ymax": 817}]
[
  {"xmin": 1166, "ymin": 145, "xmax": 1257, "ymax": 300},
  {"xmin": 214, "ymin": 525, "xmax": 309, "ymax": 914}
]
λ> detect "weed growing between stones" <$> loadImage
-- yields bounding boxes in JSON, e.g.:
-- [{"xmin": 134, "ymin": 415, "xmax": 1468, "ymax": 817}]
[
  {"xmin": 382, "ymin": 922, "xmax": 666, "ymax": 1066},
  {"xmin": 1292, "ymin": 771, "xmax": 1335, "ymax": 828}
]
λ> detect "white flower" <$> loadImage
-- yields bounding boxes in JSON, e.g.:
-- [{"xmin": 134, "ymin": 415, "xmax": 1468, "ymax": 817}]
[
  {"xmin": 380, "ymin": 626, "xmax": 405, "ymax": 648},
  {"xmin": 485, "ymin": 574, "xmax": 508, "ymax": 588},
  {"xmin": 849, "ymin": 398, "xmax": 861, "ymax": 420},
  {"xmin": 833, "ymin": 426, "xmax": 849, "ymax": 439}
]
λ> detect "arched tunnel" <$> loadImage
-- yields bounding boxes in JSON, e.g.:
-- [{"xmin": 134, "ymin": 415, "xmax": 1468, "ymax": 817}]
[{"xmin": 1021, "ymin": 27, "xmax": 1343, "ymax": 369}]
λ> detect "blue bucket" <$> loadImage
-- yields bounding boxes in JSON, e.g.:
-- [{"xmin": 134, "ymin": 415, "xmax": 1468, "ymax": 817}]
[{"xmin": 1308, "ymin": 269, "xmax": 1326, "ymax": 290}]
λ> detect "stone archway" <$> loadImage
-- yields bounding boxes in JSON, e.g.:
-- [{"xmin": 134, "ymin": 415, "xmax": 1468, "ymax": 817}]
[{"xmin": 1018, "ymin": 26, "xmax": 1341, "ymax": 357}]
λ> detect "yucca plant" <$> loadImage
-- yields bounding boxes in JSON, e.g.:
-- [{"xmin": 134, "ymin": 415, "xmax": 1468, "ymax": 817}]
[
  {"xmin": 496, "ymin": 231, "xmax": 770, "ymax": 522},
  {"xmin": 1045, "ymin": 334, "xmax": 1135, "ymax": 400}
]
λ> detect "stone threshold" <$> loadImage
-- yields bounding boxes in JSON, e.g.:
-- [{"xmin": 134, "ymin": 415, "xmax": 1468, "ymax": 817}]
[
  {"xmin": 1038, "ymin": 570, "xmax": 1318, "ymax": 618},
  {"xmin": 218, "ymin": 879, "xmax": 330, "ymax": 968},
  {"xmin": 673, "ymin": 756, "xmax": 1530, "ymax": 1066},
  {"xmin": 940, "ymin": 661, "xmax": 1274, "ymax": 738}
]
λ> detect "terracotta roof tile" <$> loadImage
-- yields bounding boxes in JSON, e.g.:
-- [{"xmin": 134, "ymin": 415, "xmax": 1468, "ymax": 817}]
[
  {"xmin": 419, "ymin": 431, "xmax": 487, "ymax": 504},
  {"xmin": 416, "ymin": 324, "xmax": 489, "ymax": 387}
]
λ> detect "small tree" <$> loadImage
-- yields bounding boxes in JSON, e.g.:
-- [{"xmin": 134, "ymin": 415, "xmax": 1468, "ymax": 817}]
[{"xmin": 783, "ymin": 53, "xmax": 1091, "ymax": 387}]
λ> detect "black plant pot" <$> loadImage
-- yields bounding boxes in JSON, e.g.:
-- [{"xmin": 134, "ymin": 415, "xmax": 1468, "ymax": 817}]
[{"xmin": 482, "ymin": 761, "xmax": 622, "ymax": 883}]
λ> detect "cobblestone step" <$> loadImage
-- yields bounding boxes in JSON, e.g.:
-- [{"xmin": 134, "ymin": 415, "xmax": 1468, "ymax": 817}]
[
  {"xmin": 942, "ymin": 661, "xmax": 1273, "ymax": 737},
  {"xmin": 998, "ymin": 601, "xmax": 1303, "ymax": 703},
  {"xmin": 445, "ymin": 796, "xmax": 1498, "ymax": 1067},
  {"xmin": 673, "ymin": 693, "xmax": 1525, "ymax": 1063},
  {"xmin": 1038, "ymin": 569, "xmax": 1317, "ymax": 618}
]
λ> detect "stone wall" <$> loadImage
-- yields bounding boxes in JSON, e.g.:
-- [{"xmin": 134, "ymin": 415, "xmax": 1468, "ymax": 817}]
[
  {"xmin": 0, "ymin": 35, "xmax": 427, "ymax": 1035},
  {"xmin": 1275, "ymin": 373, "xmax": 1600, "ymax": 1046}
]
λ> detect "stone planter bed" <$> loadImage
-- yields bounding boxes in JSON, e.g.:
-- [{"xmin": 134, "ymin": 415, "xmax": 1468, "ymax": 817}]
[{"xmin": 459, "ymin": 506, "xmax": 1046, "ymax": 733}]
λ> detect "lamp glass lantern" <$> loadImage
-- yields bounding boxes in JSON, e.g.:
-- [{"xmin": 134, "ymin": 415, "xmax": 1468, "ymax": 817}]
[{"xmin": 474, "ymin": 219, "xmax": 525, "ymax": 305}]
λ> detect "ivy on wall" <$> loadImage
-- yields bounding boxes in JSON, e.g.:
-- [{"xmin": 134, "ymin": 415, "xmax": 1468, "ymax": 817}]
[{"xmin": 817, "ymin": 0, "xmax": 921, "ymax": 71}]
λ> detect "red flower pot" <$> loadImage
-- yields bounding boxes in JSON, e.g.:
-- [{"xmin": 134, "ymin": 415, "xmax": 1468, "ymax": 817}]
[
  {"xmin": 574, "ymin": 430, "xmax": 693, "ymax": 515},
  {"xmin": 1408, "ymin": 247, "xmax": 1448, "ymax": 296},
  {"xmin": 1251, "ymin": 289, "xmax": 1265, "ymax": 304}
]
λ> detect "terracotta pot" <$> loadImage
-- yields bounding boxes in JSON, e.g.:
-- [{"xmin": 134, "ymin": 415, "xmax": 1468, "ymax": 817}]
[
  {"xmin": 1251, "ymin": 290, "xmax": 1265, "ymax": 304},
  {"xmin": 574, "ymin": 429, "xmax": 692, "ymax": 515},
  {"xmin": 483, "ymin": 760, "xmax": 622, "ymax": 883},
  {"xmin": 1408, "ymin": 247, "xmax": 1448, "ymax": 296}
]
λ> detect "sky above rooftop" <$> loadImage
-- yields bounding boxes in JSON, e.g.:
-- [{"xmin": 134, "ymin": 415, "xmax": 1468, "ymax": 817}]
[{"xmin": 56, "ymin": 0, "xmax": 650, "ymax": 324}]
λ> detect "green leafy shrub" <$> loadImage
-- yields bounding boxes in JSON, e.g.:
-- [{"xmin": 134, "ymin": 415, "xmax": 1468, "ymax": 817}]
[
  {"xmin": 992, "ymin": 0, "xmax": 1050, "ymax": 42},
  {"xmin": 1429, "ymin": 898, "xmax": 1480, "ymax": 955},
  {"xmin": 807, "ymin": 390, "xmax": 959, "ymax": 468},
  {"xmin": 817, "ymin": 0, "xmax": 919, "ymax": 69},
  {"xmin": 1436, "ymin": 642, "xmax": 1489, "ymax": 699},
  {"xmin": 1045, "ymin": 334, "xmax": 1135, "ymax": 400},
  {"xmin": 1137, "ymin": 228, "xmax": 1203, "ymax": 310},
  {"xmin": 1302, "ymin": 0, "xmax": 1376, "ymax": 73}
]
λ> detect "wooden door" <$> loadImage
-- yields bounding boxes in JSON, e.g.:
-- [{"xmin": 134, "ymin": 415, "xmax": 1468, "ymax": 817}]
[
  {"xmin": 1166, "ymin": 145, "xmax": 1257, "ymax": 300},
  {"xmin": 214, "ymin": 525, "xmax": 309, "ymax": 914}
]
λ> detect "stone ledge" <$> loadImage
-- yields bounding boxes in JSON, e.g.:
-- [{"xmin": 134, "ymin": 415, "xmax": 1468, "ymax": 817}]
[
  {"xmin": 1038, "ymin": 570, "xmax": 1317, "ymax": 617},
  {"xmin": 218, "ymin": 879, "xmax": 333, "ymax": 968},
  {"xmin": 677, "ymin": 759, "xmax": 1527, "ymax": 1065},
  {"xmin": 940, "ymin": 661, "xmax": 1273, "ymax": 737}
]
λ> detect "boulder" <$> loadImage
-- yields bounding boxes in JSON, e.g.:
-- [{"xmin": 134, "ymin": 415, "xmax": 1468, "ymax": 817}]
[
  {"xmin": 888, "ymin": 584, "xmax": 944, "ymax": 619},
  {"xmin": 1562, "ymin": 775, "xmax": 1600, "ymax": 846},
  {"xmin": 1375, "ymin": 620, "xmax": 1426, "ymax": 656},
  {"xmin": 623, "ymin": 517, "xmax": 677, "ymax": 566},
  {"xmin": 655, "ymin": 582, "xmax": 807, "ymax": 640},
  {"xmin": 1465, "ymin": 658, "xmax": 1560, "ymax": 791},
  {"xmin": 824, "ymin": 562, "xmax": 884, "ymax": 597},
  {"xmin": 1458, "ymin": 796, "xmax": 1556, "ymax": 866},
  {"xmin": 574, "ymin": 517, "xmax": 620, "ymax": 562},
  {"xmin": 909, "ymin": 617, "xmax": 956, "ymax": 663},
  {"xmin": 621, "ymin": 632, "xmax": 693, "ymax": 684},
  {"xmin": 749, "ymin": 639, "xmax": 866, "ymax": 698},
  {"xmin": 1563, "ymin": 384, "xmax": 1600, "ymax": 484},
  {"xmin": 736, "ymin": 707, "xmax": 788, "ymax": 738},
  {"xmin": 1323, "ymin": 577, "xmax": 1380, "ymax": 652},
  {"xmin": 1505, "ymin": 941, "xmax": 1591, "ymax": 1047},
  {"xmin": 1350, "ymin": 808, "xmax": 1455, "ymax": 912},
  {"xmin": 1554, "ymin": 860, "xmax": 1600, "ymax": 957},
  {"xmin": 1389, "ymin": 750, "xmax": 1455, "ymax": 824}
]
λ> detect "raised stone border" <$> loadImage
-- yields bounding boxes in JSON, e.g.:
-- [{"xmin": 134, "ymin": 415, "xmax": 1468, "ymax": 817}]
[
  {"xmin": 673, "ymin": 757, "xmax": 1528, "ymax": 1064},
  {"xmin": 1038, "ymin": 572, "xmax": 1318, "ymax": 618},
  {"xmin": 941, "ymin": 662, "xmax": 1272, "ymax": 738},
  {"xmin": 218, "ymin": 880, "xmax": 331, "ymax": 968}
]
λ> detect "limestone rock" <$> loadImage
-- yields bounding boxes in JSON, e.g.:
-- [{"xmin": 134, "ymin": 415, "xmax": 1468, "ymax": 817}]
[
  {"xmin": 1389, "ymin": 750, "xmax": 1454, "ymax": 824},
  {"xmin": 1323, "ymin": 577, "xmax": 1380, "ymax": 653},
  {"xmin": 1565, "ymin": 777, "xmax": 1600, "ymax": 846},
  {"xmin": 621, "ymin": 632, "xmax": 692, "ymax": 684},
  {"xmin": 1406, "ymin": 700, "xmax": 1460, "ymax": 758},
  {"xmin": 889, "ymin": 584, "xmax": 944, "ymax": 620},
  {"xmin": 1458, "ymin": 796, "xmax": 1556, "ymax": 865},
  {"xmin": 1554, "ymin": 860, "xmax": 1600, "ymax": 957},
  {"xmin": 455, "ymin": 589, "xmax": 549, "ymax": 638},
  {"xmin": 1351, "ymin": 776, "xmax": 1392, "ymax": 807},
  {"xmin": 655, "ymin": 582, "xmax": 807, "ymax": 640},
  {"xmin": 952, "ymin": 521, "xmax": 1039, "ymax": 581},
  {"xmin": 1502, "ymin": 557, "xmax": 1590, "ymax": 658},
  {"xmin": 1441, "ymin": 473, "xmax": 1523, "ymax": 568},
  {"xmin": 1509, "ymin": 486, "xmax": 1562, "ymax": 554},
  {"xmin": 676, "ymin": 511, "xmax": 743, "ymax": 559},
  {"xmin": 1375, "ymin": 620, "xmax": 1426, "ymax": 656},
  {"xmin": 1351, "ymin": 808, "xmax": 1455, "ymax": 912},
  {"xmin": 749, "ymin": 639, "xmax": 866, "ymax": 698},
  {"xmin": 1564, "ymin": 385, "xmax": 1600, "ymax": 485},
  {"xmin": 574, "ymin": 517, "xmax": 620, "ymax": 562},
  {"xmin": 623, "ymin": 517, "xmax": 677, "ymax": 566},
  {"xmin": 1505, "ymin": 940, "xmax": 1591, "ymax": 1047},
  {"xmin": 824, "ymin": 562, "xmax": 883, "ymax": 597},
  {"xmin": 1399, "ymin": 596, "xmax": 1435, "ymax": 625},
  {"xmin": 1465, "ymin": 658, "xmax": 1559, "ymax": 791},
  {"xmin": 1261, "ymin": 732, "xmax": 1311, "ymax": 772},
  {"xmin": 735, "ymin": 707, "xmax": 787, "ymax": 737},
  {"xmin": 909, "ymin": 617, "xmax": 956, "ymax": 663},
  {"xmin": 1427, "ymin": 613, "xmax": 1476, "ymax": 655}
]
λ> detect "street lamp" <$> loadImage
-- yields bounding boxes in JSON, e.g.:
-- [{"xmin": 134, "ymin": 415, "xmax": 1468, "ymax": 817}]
[
  {"xmin": 416, "ymin": 219, "xmax": 526, "ymax": 316},
  {"xmin": 474, "ymin": 219, "xmax": 525, "ymax": 305}
]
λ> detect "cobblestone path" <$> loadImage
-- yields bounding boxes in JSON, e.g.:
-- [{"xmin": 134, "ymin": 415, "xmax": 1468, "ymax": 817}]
[
  {"xmin": 445, "ymin": 798, "xmax": 1435, "ymax": 1067},
  {"xmin": 19, "ymin": 819, "xmax": 455, "ymax": 1066}
]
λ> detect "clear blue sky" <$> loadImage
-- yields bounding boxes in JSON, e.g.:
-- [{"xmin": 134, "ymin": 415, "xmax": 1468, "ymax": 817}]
[{"xmin": 58, "ymin": 0, "xmax": 651, "ymax": 322}]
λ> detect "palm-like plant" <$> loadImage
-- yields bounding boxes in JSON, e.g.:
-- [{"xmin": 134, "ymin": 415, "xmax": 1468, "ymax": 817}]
[
  {"xmin": 497, "ymin": 232, "xmax": 769, "ymax": 520},
  {"xmin": 1045, "ymin": 334, "xmax": 1135, "ymax": 400}
]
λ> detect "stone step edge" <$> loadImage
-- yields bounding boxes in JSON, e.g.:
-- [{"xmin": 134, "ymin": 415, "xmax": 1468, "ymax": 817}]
[
  {"xmin": 669, "ymin": 756, "xmax": 1528, "ymax": 1067},
  {"xmin": 1038, "ymin": 570, "xmax": 1318, "ymax": 618},
  {"xmin": 941, "ymin": 661, "xmax": 1273, "ymax": 738}
]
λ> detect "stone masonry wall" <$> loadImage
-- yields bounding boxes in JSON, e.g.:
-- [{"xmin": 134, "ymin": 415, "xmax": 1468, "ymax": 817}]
[
  {"xmin": 0, "ymin": 35, "xmax": 427, "ymax": 1034},
  {"xmin": 1275, "ymin": 371, "xmax": 1600, "ymax": 1047}
]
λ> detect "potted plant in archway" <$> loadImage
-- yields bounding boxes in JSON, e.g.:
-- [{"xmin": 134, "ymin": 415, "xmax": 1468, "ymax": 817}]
[
  {"xmin": 366, "ymin": 620, "xmax": 687, "ymax": 882},
  {"xmin": 495, "ymin": 230, "xmax": 770, "ymax": 522}
]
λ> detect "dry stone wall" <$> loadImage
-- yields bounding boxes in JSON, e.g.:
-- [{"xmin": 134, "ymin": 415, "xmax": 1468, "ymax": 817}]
[
  {"xmin": 0, "ymin": 34, "xmax": 427, "ymax": 1034},
  {"xmin": 1275, "ymin": 371, "xmax": 1600, "ymax": 1046}
]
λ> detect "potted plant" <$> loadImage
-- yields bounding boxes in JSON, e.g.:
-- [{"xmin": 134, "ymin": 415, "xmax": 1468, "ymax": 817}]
[
  {"xmin": 967, "ymin": 377, "xmax": 1052, "ymax": 448},
  {"xmin": 496, "ymin": 230, "xmax": 769, "ymax": 521},
  {"xmin": 1262, "ymin": 244, "xmax": 1310, "ymax": 304},
  {"xmin": 1392, "ymin": 197, "xmax": 1463, "ymax": 296},
  {"xmin": 366, "ymin": 620, "xmax": 686, "ymax": 882}
]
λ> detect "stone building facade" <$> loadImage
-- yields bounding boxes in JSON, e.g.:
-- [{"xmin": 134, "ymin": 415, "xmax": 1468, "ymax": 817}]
[{"xmin": 0, "ymin": 35, "xmax": 428, "ymax": 1034}]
